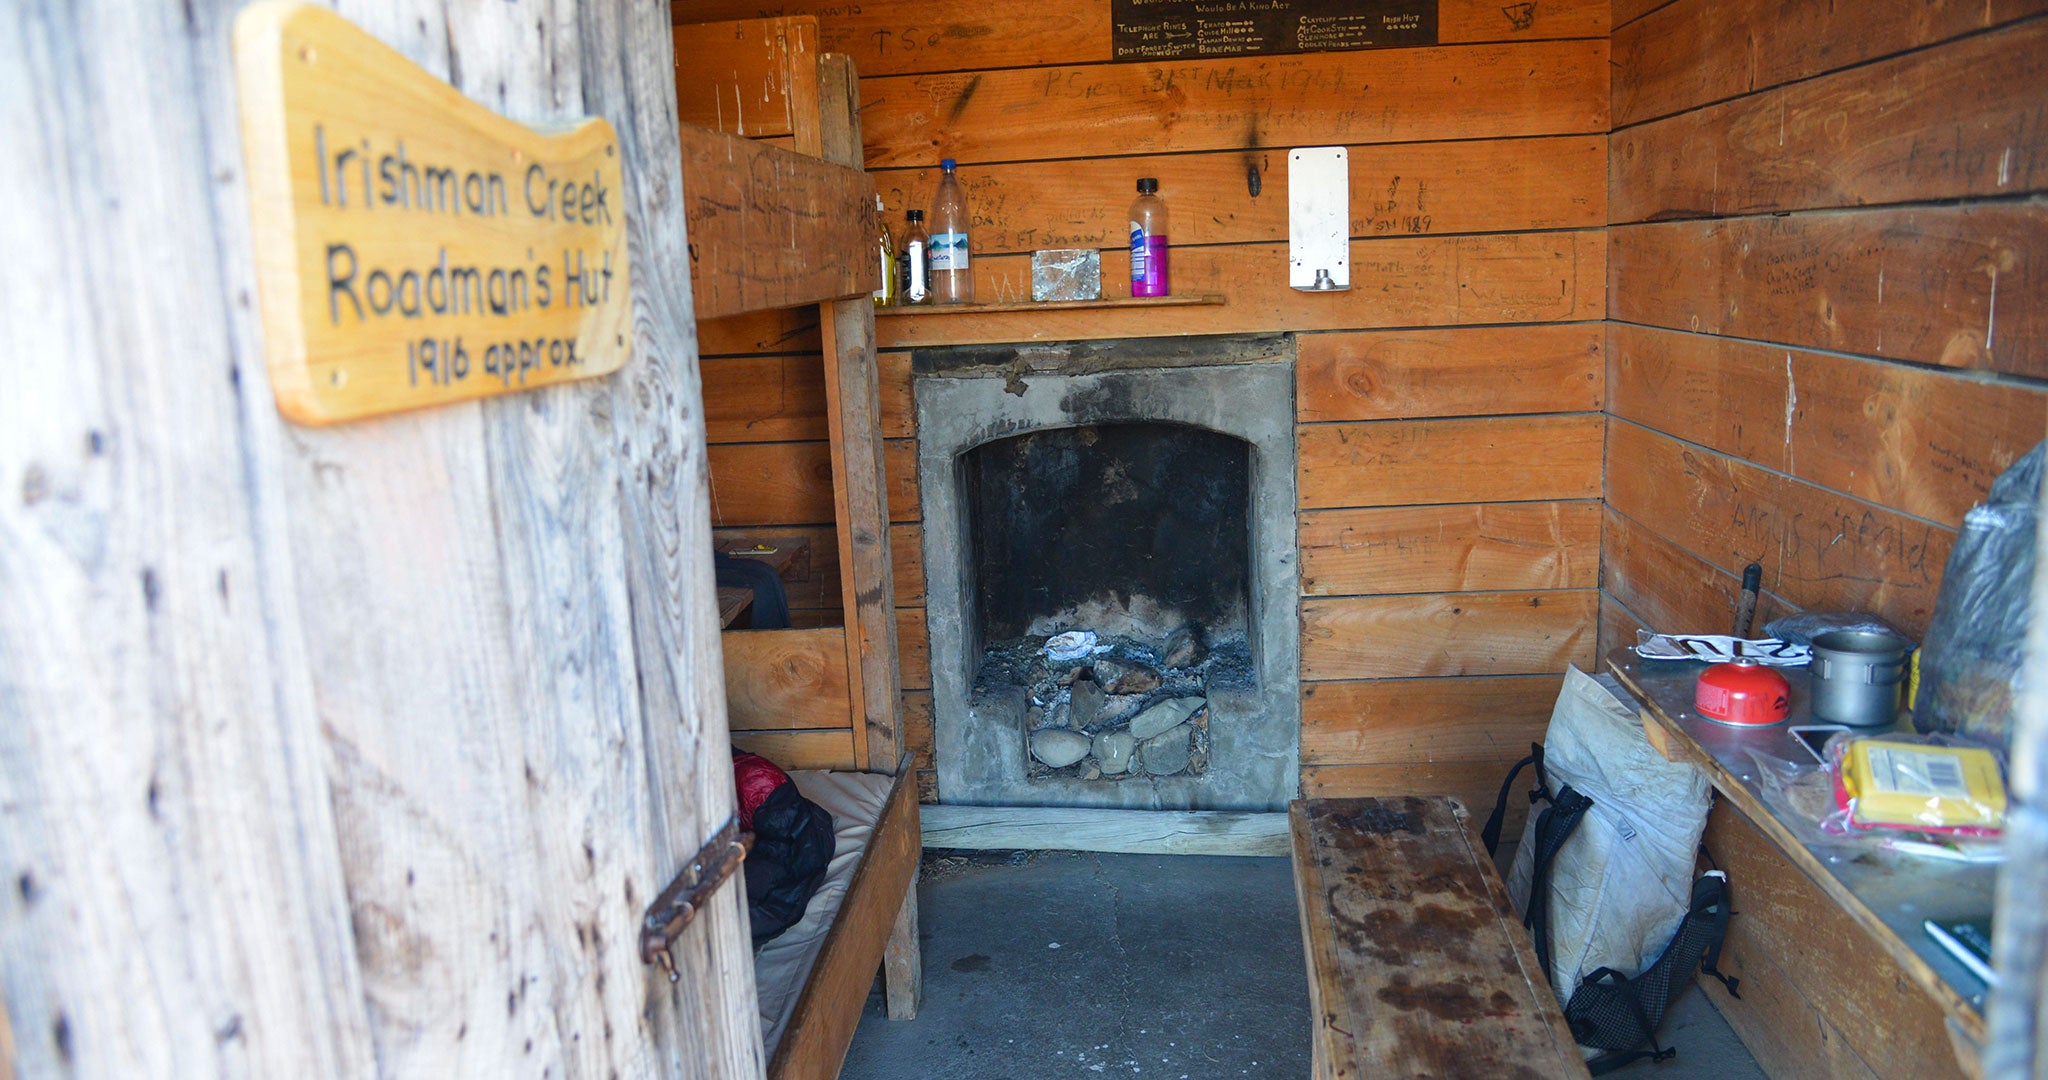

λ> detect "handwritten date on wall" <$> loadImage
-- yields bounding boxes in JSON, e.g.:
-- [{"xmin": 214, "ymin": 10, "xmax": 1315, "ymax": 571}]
[{"xmin": 236, "ymin": 3, "xmax": 632, "ymax": 424}]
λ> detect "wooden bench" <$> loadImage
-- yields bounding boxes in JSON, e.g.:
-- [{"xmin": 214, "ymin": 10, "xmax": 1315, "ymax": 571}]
[{"xmin": 1290, "ymin": 796, "xmax": 1592, "ymax": 1080}]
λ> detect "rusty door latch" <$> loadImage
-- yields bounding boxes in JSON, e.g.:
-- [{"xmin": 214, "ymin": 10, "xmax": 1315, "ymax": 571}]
[{"xmin": 639, "ymin": 816, "xmax": 750, "ymax": 982}]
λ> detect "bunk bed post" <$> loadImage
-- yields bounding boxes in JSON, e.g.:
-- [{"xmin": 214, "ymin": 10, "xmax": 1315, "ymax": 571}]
[
  {"xmin": 1987, "ymin": 466, "xmax": 2048, "ymax": 1075},
  {"xmin": 810, "ymin": 52, "xmax": 906, "ymax": 775}
]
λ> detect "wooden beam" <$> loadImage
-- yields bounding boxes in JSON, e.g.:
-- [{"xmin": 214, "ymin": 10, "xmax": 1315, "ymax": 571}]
[
  {"xmin": 920, "ymin": 806, "xmax": 1291, "ymax": 856},
  {"xmin": 678, "ymin": 124, "xmax": 878, "ymax": 319},
  {"xmin": 671, "ymin": 17, "xmax": 819, "ymax": 142},
  {"xmin": 815, "ymin": 51, "xmax": 903, "ymax": 772}
]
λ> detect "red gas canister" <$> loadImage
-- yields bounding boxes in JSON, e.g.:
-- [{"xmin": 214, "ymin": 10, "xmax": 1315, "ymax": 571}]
[{"xmin": 1695, "ymin": 659, "xmax": 1792, "ymax": 726}]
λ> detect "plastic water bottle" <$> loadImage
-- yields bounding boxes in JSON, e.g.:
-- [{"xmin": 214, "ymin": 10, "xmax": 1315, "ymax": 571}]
[
  {"xmin": 929, "ymin": 159, "xmax": 974, "ymax": 304},
  {"xmin": 900, "ymin": 210, "xmax": 930, "ymax": 304},
  {"xmin": 1129, "ymin": 177, "xmax": 1169, "ymax": 297}
]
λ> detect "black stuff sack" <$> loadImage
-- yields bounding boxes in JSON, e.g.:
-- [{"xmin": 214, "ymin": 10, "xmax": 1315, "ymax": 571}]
[{"xmin": 734, "ymin": 752, "xmax": 836, "ymax": 944}]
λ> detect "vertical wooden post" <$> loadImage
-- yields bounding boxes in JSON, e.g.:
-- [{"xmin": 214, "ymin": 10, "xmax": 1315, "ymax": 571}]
[
  {"xmin": 811, "ymin": 53, "xmax": 905, "ymax": 772},
  {"xmin": 1986, "ymin": 449, "xmax": 2048, "ymax": 1076},
  {"xmin": 884, "ymin": 875, "xmax": 924, "ymax": 1019}
]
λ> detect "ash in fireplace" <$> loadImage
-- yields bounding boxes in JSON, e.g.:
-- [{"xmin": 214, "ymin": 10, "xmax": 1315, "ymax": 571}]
[{"xmin": 970, "ymin": 625, "xmax": 1250, "ymax": 782}]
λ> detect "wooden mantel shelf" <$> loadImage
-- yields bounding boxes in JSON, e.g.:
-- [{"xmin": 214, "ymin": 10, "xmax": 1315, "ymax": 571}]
[{"xmin": 877, "ymin": 293, "xmax": 1225, "ymax": 317}]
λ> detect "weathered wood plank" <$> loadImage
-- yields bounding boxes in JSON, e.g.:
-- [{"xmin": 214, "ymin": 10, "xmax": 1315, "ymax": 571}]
[
  {"xmin": 892, "ymin": 521, "xmax": 923, "ymax": 606},
  {"xmin": 1602, "ymin": 507, "xmax": 1798, "ymax": 638},
  {"xmin": 1609, "ymin": 206, "xmax": 2048, "ymax": 378},
  {"xmin": 1596, "ymin": 590, "xmax": 1652, "ymax": 661},
  {"xmin": 674, "ymin": 0, "xmax": 1609, "ymax": 77},
  {"xmin": 875, "ymin": 136, "xmax": 1608, "ymax": 256},
  {"xmin": 1298, "ymin": 415, "xmax": 1606, "ymax": 510},
  {"xmin": 883, "ymin": 876, "xmax": 921, "ymax": 1020},
  {"xmin": 1300, "ymin": 591, "xmax": 1600, "ymax": 680},
  {"xmin": 680, "ymin": 124, "xmax": 878, "ymax": 319},
  {"xmin": 768, "ymin": 769, "xmax": 919, "ymax": 1078},
  {"xmin": 704, "ymin": 354, "xmax": 830, "ymax": 443},
  {"xmin": 2, "ymin": 1, "xmax": 377, "ymax": 1071},
  {"xmin": 1300, "ymin": 674, "xmax": 1566, "ymax": 765},
  {"xmin": 1611, "ymin": 0, "xmax": 2048, "ymax": 128},
  {"xmin": 1704, "ymin": 802, "xmax": 1971, "ymax": 1080},
  {"xmin": 708, "ymin": 440, "xmax": 837, "ymax": 525},
  {"xmin": 1610, "ymin": 324, "xmax": 2047, "ymax": 527},
  {"xmin": 878, "ymin": 232, "xmax": 1606, "ymax": 348},
  {"xmin": 901, "ymin": 689, "xmax": 934, "ymax": 775},
  {"xmin": 1300, "ymin": 502, "xmax": 1601, "ymax": 596},
  {"xmin": 1609, "ymin": 0, "xmax": 1673, "ymax": 29},
  {"xmin": 1299, "ymin": 762, "xmax": 1537, "ymax": 837},
  {"xmin": 729, "ymin": 729, "xmax": 860, "ymax": 770},
  {"xmin": 897, "ymin": 607, "xmax": 930, "ymax": 690},
  {"xmin": 671, "ymin": 17, "xmax": 819, "ymax": 142},
  {"xmin": 1296, "ymin": 324, "xmax": 1605, "ymax": 423},
  {"xmin": 1290, "ymin": 797, "xmax": 1593, "ymax": 1079},
  {"xmin": 722, "ymin": 626, "xmax": 855, "ymax": 730},
  {"xmin": 859, "ymin": 40, "xmax": 1610, "ymax": 168},
  {"xmin": 1605, "ymin": 420, "xmax": 1954, "ymax": 638},
  {"xmin": 922, "ymin": 806, "xmax": 1291, "ymax": 855},
  {"xmin": 1612, "ymin": 19, "xmax": 2048, "ymax": 222},
  {"xmin": 817, "ymin": 52, "xmax": 902, "ymax": 771}
]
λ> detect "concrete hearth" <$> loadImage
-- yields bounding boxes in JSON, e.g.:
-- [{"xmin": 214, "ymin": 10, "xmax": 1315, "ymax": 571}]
[{"xmin": 914, "ymin": 335, "xmax": 1300, "ymax": 811}]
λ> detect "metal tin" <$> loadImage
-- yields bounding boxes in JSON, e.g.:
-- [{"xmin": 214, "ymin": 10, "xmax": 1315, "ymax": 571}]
[
  {"xmin": 1810, "ymin": 630, "xmax": 1910, "ymax": 727},
  {"xmin": 1695, "ymin": 659, "xmax": 1792, "ymax": 726}
]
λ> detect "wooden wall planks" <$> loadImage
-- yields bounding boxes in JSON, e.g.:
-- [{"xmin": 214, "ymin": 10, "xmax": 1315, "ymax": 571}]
[
  {"xmin": 679, "ymin": 0, "xmax": 1613, "ymax": 803},
  {"xmin": 1298, "ymin": 415, "xmax": 1606, "ymax": 509},
  {"xmin": 1611, "ymin": 0, "xmax": 2048, "ymax": 128},
  {"xmin": 857, "ymin": 41, "xmax": 1609, "ymax": 168},
  {"xmin": 1300, "ymin": 675, "xmax": 1565, "ymax": 764},
  {"xmin": 675, "ymin": 0, "xmax": 1609, "ymax": 77},
  {"xmin": 1301, "ymin": 591, "xmax": 1600, "ymax": 680},
  {"xmin": 722, "ymin": 627, "xmax": 855, "ymax": 731},
  {"xmin": 1300, "ymin": 502, "xmax": 1602, "ymax": 596}
]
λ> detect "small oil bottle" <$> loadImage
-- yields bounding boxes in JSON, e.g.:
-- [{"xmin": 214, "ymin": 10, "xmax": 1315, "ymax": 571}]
[
  {"xmin": 900, "ymin": 209, "xmax": 931, "ymax": 305},
  {"xmin": 872, "ymin": 195, "xmax": 897, "ymax": 307},
  {"xmin": 1129, "ymin": 177, "xmax": 1170, "ymax": 297}
]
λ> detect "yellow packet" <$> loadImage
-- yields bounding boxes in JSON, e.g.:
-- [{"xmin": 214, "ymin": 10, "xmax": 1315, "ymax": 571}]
[{"xmin": 1840, "ymin": 739, "xmax": 2006, "ymax": 831}]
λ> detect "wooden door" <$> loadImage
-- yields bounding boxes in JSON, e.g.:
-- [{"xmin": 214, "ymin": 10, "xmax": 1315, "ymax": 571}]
[{"xmin": 0, "ymin": 1, "xmax": 761, "ymax": 1076}]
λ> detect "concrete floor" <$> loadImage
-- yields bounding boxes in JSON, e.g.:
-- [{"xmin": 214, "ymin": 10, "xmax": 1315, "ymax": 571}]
[{"xmin": 841, "ymin": 850, "xmax": 1764, "ymax": 1080}]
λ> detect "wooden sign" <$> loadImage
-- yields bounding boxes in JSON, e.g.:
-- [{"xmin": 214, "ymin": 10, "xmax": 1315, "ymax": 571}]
[
  {"xmin": 234, "ymin": 2, "xmax": 630, "ymax": 424},
  {"xmin": 1111, "ymin": 0, "xmax": 1438, "ymax": 61}
]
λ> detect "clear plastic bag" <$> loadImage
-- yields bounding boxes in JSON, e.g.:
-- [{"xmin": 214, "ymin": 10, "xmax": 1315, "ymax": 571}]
[
  {"xmin": 1914, "ymin": 441, "xmax": 2043, "ymax": 752},
  {"xmin": 1748, "ymin": 732, "xmax": 2008, "ymax": 862}
]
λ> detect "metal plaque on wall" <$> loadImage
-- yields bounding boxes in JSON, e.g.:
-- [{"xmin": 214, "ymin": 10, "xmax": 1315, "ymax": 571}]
[{"xmin": 1111, "ymin": 0, "xmax": 1440, "ymax": 61}]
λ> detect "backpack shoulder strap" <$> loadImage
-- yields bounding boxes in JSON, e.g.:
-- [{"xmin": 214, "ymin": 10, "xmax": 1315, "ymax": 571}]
[{"xmin": 1481, "ymin": 743, "xmax": 1549, "ymax": 855}]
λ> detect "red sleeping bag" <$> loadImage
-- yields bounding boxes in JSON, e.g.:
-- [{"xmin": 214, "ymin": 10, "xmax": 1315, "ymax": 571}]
[{"xmin": 733, "ymin": 752, "xmax": 836, "ymax": 944}]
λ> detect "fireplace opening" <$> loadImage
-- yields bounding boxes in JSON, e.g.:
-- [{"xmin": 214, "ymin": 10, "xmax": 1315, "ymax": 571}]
[
  {"xmin": 964, "ymin": 422, "xmax": 1255, "ymax": 784},
  {"xmin": 916, "ymin": 337, "xmax": 1299, "ymax": 810}
]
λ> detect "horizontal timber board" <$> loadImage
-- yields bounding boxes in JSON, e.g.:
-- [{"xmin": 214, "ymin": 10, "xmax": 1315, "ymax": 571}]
[
  {"xmin": 674, "ymin": 0, "xmax": 1609, "ymax": 78},
  {"xmin": 902, "ymin": 689, "xmax": 933, "ymax": 771},
  {"xmin": 1299, "ymin": 502, "xmax": 1601, "ymax": 595},
  {"xmin": 1297, "ymin": 415, "xmax": 1605, "ymax": 510},
  {"xmin": 1300, "ymin": 590, "xmax": 1599, "ymax": 679},
  {"xmin": 1299, "ymin": 674, "xmax": 1565, "ymax": 765},
  {"xmin": 722, "ymin": 626, "xmax": 853, "ymax": 730},
  {"xmin": 1611, "ymin": 0, "xmax": 2048, "ymax": 128},
  {"xmin": 1604, "ymin": 420, "xmax": 1954, "ymax": 638},
  {"xmin": 1611, "ymin": 19, "xmax": 2048, "ymax": 222},
  {"xmin": 878, "ymin": 233, "xmax": 1606, "ymax": 348},
  {"xmin": 1608, "ymin": 205, "xmax": 2048, "ymax": 378},
  {"xmin": 1703, "ymin": 803, "xmax": 1970, "ymax": 1080},
  {"xmin": 1600, "ymin": 507, "xmax": 1798, "ymax": 638},
  {"xmin": 920, "ymin": 806, "xmax": 1289, "ymax": 856},
  {"xmin": 671, "ymin": 17, "xmax": 817, "ymax": 140},
  {"xmin": 1300, "ymin": 759, "xmax": 1535, "ymax": 836},
  {"xmin": 730, "ymin": 728, "xmax": 859, "ymax": 770},
  {"xmin": 707, "ymin": 440, "xmax": 919, "ymax": 526},
  {"xmin": 874, "ymin": 136, "xmax": 1608, "ymax": 256},
  {"xmin": 701, "ymin": 306, "xmax": 820, "ymax": 357},
  {"xmin": 680, "ymin": 124, "xmax": 879, "ymax": 319},
  {"xmin": 897, "ymin": 607, "xmax": 929, "ymax": 690},
  {"xmin": 858, "ymin": 40, "xmax": 1610, "ymax": 168},
  {"xmin": 891, "ymin": 522, "xmax": 922, "ymax": 606},
  {"xmin": 1596, "ymin": 592, "xmax": 1652, "ymax": 666},
  {"xmin": 1608, "ymin": 323, "xmax": 2047, "ymax": 527},
  {"xmin": 704, "ymin": 350, "xmax": 914, "ymax": 443},
  {"xmin": 1296, "ymin": 323, "xmax": 1604, "ymax": 422}
]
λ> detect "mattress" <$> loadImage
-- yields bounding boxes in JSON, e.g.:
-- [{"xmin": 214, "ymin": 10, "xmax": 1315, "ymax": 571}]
[{"xmin": 753, "ymin": 768, "xmax": 896, "ymax": 1059}]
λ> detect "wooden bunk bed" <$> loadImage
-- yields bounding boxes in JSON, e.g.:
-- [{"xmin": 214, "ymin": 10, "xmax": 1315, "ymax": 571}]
[{"xmin": 670, "ymin": 17, "xmax": 921, "ymax": 1078}]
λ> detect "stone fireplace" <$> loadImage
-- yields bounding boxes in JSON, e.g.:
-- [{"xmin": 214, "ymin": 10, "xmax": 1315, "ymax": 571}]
[{"xmin": 915, "ymin": 335, "xmax": 1301, "ymax": 811}]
